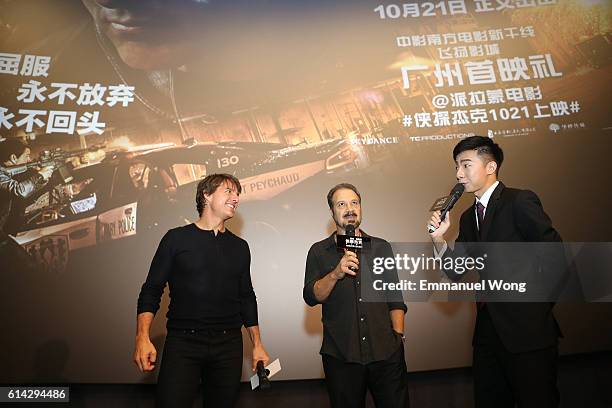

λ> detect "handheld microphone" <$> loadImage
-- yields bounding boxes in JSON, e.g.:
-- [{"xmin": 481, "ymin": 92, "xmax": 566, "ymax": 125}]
[
  {"xmin": 346, "ymin": 224, "xmax": 356, "ymax": 237},
  {"xmin": 336, "ymin": 224, "xmax": 370, "ymax": 253},
  {"xmin": 256, "ymin": 360, "xmax": 271, "ymax": 390},
  {"xmin": 344, "ymin": 224, "xmax": 358, "ymax": 272},
  {"xmin": 428, "ymin": 183, "xmax": 465, "ymax": 233},
  {"xmin": 250, "ymin": 359, "xmax": 281, "ymax": 390}
]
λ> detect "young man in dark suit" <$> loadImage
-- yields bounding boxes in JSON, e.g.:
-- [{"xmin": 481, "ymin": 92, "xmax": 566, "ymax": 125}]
[{"xmin": 428, "ymin": 136, "xmax": 563, "ymax": 408}]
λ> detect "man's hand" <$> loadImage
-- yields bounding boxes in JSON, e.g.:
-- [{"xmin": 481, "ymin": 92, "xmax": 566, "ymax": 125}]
[
  {"xmin": 331, "ymin": 250, "xmax": 359, "ymax": 280},
  {"xmin": 37, "ymin": 166, "xmax": 54, "ymax": 181},
  {"xmin": 252, "ymin": 344, "xmax": 270, "ymax": 372},
  {"xmin": 428, "ymin": 210, "xmax": 451, "ymax": 240},
  {"xmin": 133, "ymin": 336, "xmax": 157, "ymax": 372},
  {"xmin": 312, "ymin": 251, "xmax": 358, "ymax": 302}
]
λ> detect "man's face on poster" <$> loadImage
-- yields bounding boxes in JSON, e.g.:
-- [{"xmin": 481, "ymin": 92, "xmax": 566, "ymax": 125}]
[
  {"xmin": 80, "ymin": 0, "xmax": 310, "ymax": 80},
  {"xmin": 81, "ymin": 0, "xmax": 210, "ymax": 70}
]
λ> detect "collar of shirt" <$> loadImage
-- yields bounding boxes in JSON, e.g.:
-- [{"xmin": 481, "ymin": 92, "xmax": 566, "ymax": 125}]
[
  {"xmin": 475, "ymin": 180, "xmax": 500, "ymax": 211},
  {"xmin": 191, "ymin": 223, "xmax": 228, "ymax": 237}
]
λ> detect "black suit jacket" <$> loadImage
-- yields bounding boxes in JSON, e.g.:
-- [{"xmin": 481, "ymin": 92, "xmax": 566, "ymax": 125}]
[{"xmin": 445, "ymin": 182, "xmax": 563, "ymax": 353}]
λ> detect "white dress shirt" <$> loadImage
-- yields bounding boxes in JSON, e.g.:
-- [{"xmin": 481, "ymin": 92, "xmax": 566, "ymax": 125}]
[{"xmin": 433, "ymin": 180, "xmax": 500, "ymax": 260}]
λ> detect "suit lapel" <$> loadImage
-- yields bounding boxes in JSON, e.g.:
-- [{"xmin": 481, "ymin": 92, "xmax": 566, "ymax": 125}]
[
  {"xmin": 480, "ymin": 182, "xmax": 504, "ymax": 241},
  {"xmin": 466, "ymin": 203, "xmax": 479, "ymax": 242}
]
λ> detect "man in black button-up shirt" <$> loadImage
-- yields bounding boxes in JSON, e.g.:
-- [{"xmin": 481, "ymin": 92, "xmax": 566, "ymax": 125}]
[{"xmin": 304, "ymin": 183, "xmax": 410, "ymax": 408}]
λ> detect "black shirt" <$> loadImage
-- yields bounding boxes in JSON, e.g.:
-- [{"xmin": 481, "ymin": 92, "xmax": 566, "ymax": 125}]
[
  {"xmin": 137, "ymin": 223, "xmax": 258, "ymax": 330},
  {"xmin": 303, "ymin": 231, "xmax": 407, "ymax": 364}
]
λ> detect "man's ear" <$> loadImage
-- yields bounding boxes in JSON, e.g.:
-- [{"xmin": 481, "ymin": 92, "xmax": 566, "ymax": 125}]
[
  {"xmin": 486, "ymin": 161, "xmax": 497, "ymax": 175},
  {"xmin": 9, "ymin": 154, "xmax": 18, "ymax": 165}
]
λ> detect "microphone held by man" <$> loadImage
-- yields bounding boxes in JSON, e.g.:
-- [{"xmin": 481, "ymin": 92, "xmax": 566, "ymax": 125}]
[{"xmin": 427, "ymin": 183, "xmax": 465, "ymax": 234}]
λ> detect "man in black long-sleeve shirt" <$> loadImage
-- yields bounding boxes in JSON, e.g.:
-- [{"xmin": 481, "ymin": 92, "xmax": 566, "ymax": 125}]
[
  {"xmin": 303, "ymin": 183, "xmax": 410, "ymax": 408},
  {"xmin": 135, "ymin": 173, "xmax": 269, "ymax": 408}
]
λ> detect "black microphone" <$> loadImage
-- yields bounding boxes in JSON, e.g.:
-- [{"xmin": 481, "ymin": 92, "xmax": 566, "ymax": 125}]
[
  {"xmin": 336, "ymin": 223, "xmax": 369, "ymax": 253},
  {"xmin": 256, "ymin": 361, "xmax": 271, "ymax": 390},
  {"xmin": 428, "ymin": 183, "xmax": 465, "ymax": 233},
  {"xmin": 345, "ymin": 224, "xmax": 356, "ymax": 237},
  {"xmin": 345, "ymin": 224, "xmax": 358, "ymax": 272}
]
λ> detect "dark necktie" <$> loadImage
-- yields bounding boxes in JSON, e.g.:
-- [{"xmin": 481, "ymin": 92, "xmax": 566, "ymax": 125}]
[
  {"xmin": 476, "ymin": 201, "xmax": 486, "ymax": 309},
  {"xmin": 476, "ymin": 201, "xmax": 485, "ymax": 232}
]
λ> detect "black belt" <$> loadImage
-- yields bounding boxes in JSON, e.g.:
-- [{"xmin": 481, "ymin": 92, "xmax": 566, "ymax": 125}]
[{"xmin": 167, "ymin": 327, "xmax": 242, "ymax": 335}]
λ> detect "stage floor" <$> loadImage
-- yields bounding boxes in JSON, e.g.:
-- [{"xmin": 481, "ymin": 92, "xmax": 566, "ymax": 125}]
[{"xmin": 6, "ymin": 351, "xmax": 610, "ymax": 408}]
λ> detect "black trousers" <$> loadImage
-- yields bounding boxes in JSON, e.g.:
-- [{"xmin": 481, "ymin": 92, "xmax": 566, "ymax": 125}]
[
  {"xmin": 322, "ymin": 345, "xmax": 410, "ymax": 408},
  {"xmin": 473, "ymin": 307, "xmax": 559, "ymax": 408},
  {"xmin": 156, "ymin": 328, "xmax": 243, "ymax": 408}
]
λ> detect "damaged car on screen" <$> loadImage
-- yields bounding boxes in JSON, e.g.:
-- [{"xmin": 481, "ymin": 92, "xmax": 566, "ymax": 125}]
[{"xmin": 9, "ymin": 138, "xmax": 369, "ymax": 272}]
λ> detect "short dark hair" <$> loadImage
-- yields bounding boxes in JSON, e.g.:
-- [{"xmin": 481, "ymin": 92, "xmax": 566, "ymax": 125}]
[
  {"xmin": 0, "ymin": 138, "xmax": 28, "ymax": 163},
  {"xmin": 453, "ymin": 136, "xmax": 504, "ymax": 175},
  {"xmin": 195, "ymin": 173, "xmax": 242, "ymax": 216},
  {"xmin": 327, "ymin": 183, "xmax": 361, "ymax": 209}
]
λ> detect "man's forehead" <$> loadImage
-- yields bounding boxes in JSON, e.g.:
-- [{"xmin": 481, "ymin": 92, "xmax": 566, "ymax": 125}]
[
  {"xmin": 456, "ymin": 149, "xmax": 481, "ymax": 163},
  {"xmin": 333, "ymin": 188, "xmax": 359, "ymax": 202},
  {"xmin": 217, "ymin": 180, "xmax": 239, "ymax": 192}
]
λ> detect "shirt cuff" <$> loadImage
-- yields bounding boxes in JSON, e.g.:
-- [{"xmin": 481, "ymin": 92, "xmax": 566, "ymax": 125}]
[
  {"xmin": 303, "ymin": 280, "xmax": 320, "ymax": 306},
  {"xmin": 387, "ymin": 302, "xmax": 408, "ymax": 314}
]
